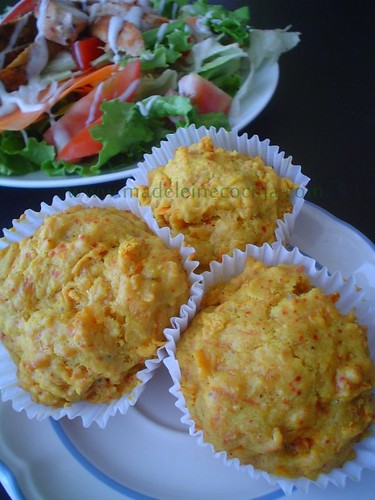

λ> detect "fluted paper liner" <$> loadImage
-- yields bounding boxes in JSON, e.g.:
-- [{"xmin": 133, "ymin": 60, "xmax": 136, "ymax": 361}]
[
  {"xmin": 164, "ymin": 244, "xmax": 375, "ymax": 495},
  {"xmin": 121, "ymin": 125, "xmax": 310, "ymax": 248},
  {"xmin": 0, "ymin": 192, "xmax": 203, "ymax": 428}
]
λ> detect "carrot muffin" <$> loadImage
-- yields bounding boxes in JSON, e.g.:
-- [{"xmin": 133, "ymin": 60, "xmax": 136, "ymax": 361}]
[
  {"xmin": 0, "ymin": 206, "xmax": 190, "ymax": 407},
  {"xmin": 176, "ymin": 257, "xmax": 375, "ymax": 479},
  {"xmin": 136, "ymin": 136, "xmax": 298, "ymax": 271}
]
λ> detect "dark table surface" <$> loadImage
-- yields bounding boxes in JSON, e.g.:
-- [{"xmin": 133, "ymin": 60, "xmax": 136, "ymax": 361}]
[{"xmin": 0, "ymin": 1, "xmax": 374, "ymax": 499}]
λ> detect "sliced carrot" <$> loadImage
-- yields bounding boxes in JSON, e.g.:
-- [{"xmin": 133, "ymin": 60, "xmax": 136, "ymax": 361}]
[
  {"xmin": 183, "ymin": 17, "xmax": 198, "ymax": 25},
  {"xmin": 0, "ymin": 109, "xmax": 43, "ymax": 131},
  {"xmin": 0, "ymin": 64, "xmax": 117, "ymax": 132},
  {"xmin": 57, "ymin": 64, "xmax": 117, "ymax": 100}
]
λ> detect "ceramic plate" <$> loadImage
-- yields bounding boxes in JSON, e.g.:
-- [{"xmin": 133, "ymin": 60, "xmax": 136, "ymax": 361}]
[
  {"xmin": 0, "ymin": 202, "xmax": 374, "ymax": 500},
  {"xmin": 0, "ymin": 63, "xmax": 279, "ymax": 189}
]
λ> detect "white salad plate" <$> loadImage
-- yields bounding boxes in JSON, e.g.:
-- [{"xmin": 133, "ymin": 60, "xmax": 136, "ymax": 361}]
[
  {"xmin": 1, "ymin": 201, "xmax": 374, "ymax": 500},
  {"xmin": 0, "ymin": 63, "xmax": 279, "ymax": 189}
]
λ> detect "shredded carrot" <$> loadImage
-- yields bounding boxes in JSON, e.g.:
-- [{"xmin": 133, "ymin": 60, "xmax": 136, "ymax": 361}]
[
  {"xmin": 0, "ymin": 64, "xmax": 118, "ymax": 132},
  {"xmin": 72, "ymin": 85, "xmax": 96, "ymax": 96},
  {"xmin": 58, "ymin": 64, "xmax": 117, "ymax": 99},
  {"xmin": 183, "ymin": 17, "xmax": 198, "ymax": 25}
]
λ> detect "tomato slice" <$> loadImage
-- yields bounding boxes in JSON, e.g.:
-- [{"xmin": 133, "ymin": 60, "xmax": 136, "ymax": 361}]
[
  {"xmin": 44, "ymin": 59, "xmax": 141, "ymax": 152},
  {"xmin": 72, "ymin": 37, "xmax": 104, "ymax": 71},
  {"xmin": 178, "ymin": 73, "xmax": 232, "ymax": 114},
  {"xmin": 57, "ymin": 118, "xmax": 102, "ymax": 162},
  {"xmin": 0, "ymin": 0, "xmax": 34, "ymax": 24}
]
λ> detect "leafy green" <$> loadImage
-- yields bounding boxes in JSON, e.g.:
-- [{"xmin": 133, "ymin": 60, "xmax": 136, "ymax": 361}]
[
  {"xmin": 141, "ymin": 46, "xmax": 180, "ymax": 70},
  {"xmin": 91, "ymin": 101, "xmax": 154, "ymax": 168},
  {"xmin": 143, "ymin": 20, "xmax": 184, "ymax": 48},
  {"xmin": 142, "ymin": 95, "xmax": 193, "ymax": 119},
  {"xmin": 0, "ymin": 0, "xmax": 300, "ymax": 179},
  {"xmin": 88, "ymin": 96, "xmax": 228, "ymax": 172},
  {"xmin": 141, "ymin": 20, "xmax": 193, "ymax": 70},
  {"xmin": 191, "ymin": 38, "xmax": 247, "ymax": 94},
  {"xmin": 247, "ymin": 28, "xmax": 301, "ymax": 69},
  {"xmin": 209, "ymin": 74, "xmax": 242, "ymax": 97},
  {"xmin": 136, "ymin": 69, "xmax": 178, "ymax": 100},
  {"xmin": 41, "ymin": 51, "xmax": 76, "ymax": 81},
  {"xmin": 182, "ymin": 110, "xmax": 230, "ymax": 130},
  {"xmin": 9, "ymin": 96, "xmax": 228, "ymax": 177},
  {"xmin": 179, "ymin": 0, "xmax": 250, "ymax": 45},
  {"xmin": 198, "ymin": 53, "xmax": 243, "ymax": 95},
  {"xmin": 0, "ymin": 132, "xmax": 55, "ymax": 176},
  {"xmin": 150, "ymin": 0, "xmax": 189, "ymax": 18},
  {"xmin": 90, "ymin": 96, "xmax": 192, "ymax": 169}
]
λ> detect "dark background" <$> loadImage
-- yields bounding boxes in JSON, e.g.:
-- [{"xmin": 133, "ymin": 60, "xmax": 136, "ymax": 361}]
[
  {"xmin": 247, "ymin": 0, "xmax": 375, "ymax": 241},
  {"xmin": 0, "ymin": 1, "xmax": 374, "ymax": 499}
]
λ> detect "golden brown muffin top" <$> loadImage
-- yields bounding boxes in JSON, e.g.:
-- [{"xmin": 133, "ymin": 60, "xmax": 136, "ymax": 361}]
[
  {"xmin": 136, "ymin": 136, "xmax": 297, "ymax": 271},
  {"xmin": 0, "ymin": 206, "xmax": 190, "ymax": 407},
  {"xmin": 177, "ymin": 258, "xmax": 375, "ymax": 478}
]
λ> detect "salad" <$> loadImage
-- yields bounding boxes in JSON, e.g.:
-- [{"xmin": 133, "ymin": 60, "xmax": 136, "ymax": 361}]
[{"xmin": 0, "ymin": 0, "xmax": 300, "ymax": 178}]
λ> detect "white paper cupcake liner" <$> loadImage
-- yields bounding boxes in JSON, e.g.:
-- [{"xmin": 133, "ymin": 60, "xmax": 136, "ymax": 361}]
[
  {"xmin": 0, "ymin": 192, "xmax": 203, "ymax": 428},
  {"xmin": 164, "ymin": 243, "xmax": 375, "ymax": 495},
  {"xmin": 120, "ymin": 125, "xmax": 310, "ymax": 249}
]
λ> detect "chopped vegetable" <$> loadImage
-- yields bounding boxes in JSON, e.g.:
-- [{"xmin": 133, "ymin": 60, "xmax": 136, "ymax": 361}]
[
  {"xmin": 0, "ymin": 0, "xmax": 33, "ymax": 25},
  {"xmin": 0, "ymin": 64, "xmax": 118, "ymax": 132},
  {"xmin": 178, "ymin": 73, "xmax": 232, "ymax": 114},
  {"xmin": 0, "ymin": 0, "xmax": 300, "ymax": 178},
  {"xmin": 44, "ymin": 59, "xmax": 141, "ymax": 151},
  {"xmin": 56, "ymin": 117, "xmax": 102, "ymax": 162},
  {"xmin": 72, "ymin": 37, "xmax": 104, "ymax": 71}
]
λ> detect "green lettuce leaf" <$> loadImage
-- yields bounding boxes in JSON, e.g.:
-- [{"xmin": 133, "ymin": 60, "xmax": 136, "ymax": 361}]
[
  {"xmin": 247, "ymin": 28, "xmax": 301, "ymax": 69},
  {"xmin": 150, "ymin": 0, "xmax": 189, "ymax": 18},
  {"xmin": 179, "ymin": 0, "xmax": 250, "ymax": 45},
  {"xmin": 0, "ymin": 132, "xmax": 55, "ymax": 176},
  {"xmin": 90, "ymin": 95, "xmax": 194, "ymax": 168},
  {"xmin": 0, "ymin": 96, "xmax": 230, "ymax": 178},
  {"xmin": 143, "ymin": 20, "xmax": 185, "ymax": 49},
  {"xmin": 191, "ymin": 38, "xmax": 247, "ymax": 94},
  {"xmin": 140, "ymin": 95, "xmax": 193, "ymax": 119},
  {"xmin": 141, "ymin": 45, "xmax": 180, "ymax": 70},
  {"xmin": 142, "ymin": 20, "xmax": 193, "ymax": 70},
  {"xmin": 91, "ymin": 101, "xmax": 155, "ymax": 168},
  {"xmin": 182, "ymin": 110, "xmax": 230, "ymax": 130},
  {"xmin": 136, "ymin": 69, "xmax": 178, "ymax": 100}
]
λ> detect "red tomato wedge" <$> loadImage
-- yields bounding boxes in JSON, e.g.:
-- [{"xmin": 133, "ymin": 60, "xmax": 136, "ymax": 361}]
[
  {"xmin": 0, "ymin": 0, "xmax": 34, "ymax": 24},
  {"xmin": 57, "ymin": 118, "xmax": 102, "ymax": 162},
  {"xmin": 72, "ymin": 37, "xmax": 104, "ymax": 71},
  {"xmin": 44, "ymin": 59, "xmax": 141, "ymax": 152},
  {"xmin": 178, "ymin": 73, "xmax": 232, "ymax": 114}
]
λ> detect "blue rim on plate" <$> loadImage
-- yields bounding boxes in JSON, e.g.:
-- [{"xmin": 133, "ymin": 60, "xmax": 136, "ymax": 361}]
[
  {"xmin": 0, "ymin": 203, "xmax": 373, "ymax": 499},
  {"xmin": 0, "ymin": 460, "xmax": 26, "ymax": 500},
  {"xmin": 51, "ymin": 419, "xmax": 155, "ymax": 500},
  {"xmin": 46, "ymin": 204, "xmax": 373, "ymax": 500},
  {"xmin": 49, "ymin": 419, "xmax": 286, "ymax": 500}
]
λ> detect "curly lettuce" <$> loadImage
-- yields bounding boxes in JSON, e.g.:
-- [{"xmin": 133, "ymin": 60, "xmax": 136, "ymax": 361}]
[{"xmin": 2, "ymin": 96, "xmax": 229, "ymax": 177}]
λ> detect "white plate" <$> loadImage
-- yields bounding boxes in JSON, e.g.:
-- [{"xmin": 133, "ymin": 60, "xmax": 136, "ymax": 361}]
[
  {"xmin": 0, "ymin": 63, "xmax": 279, "ymax": 189},
  {"xmin": 1, "ymin": 202, "xmax": 374, "ymax": 500}
]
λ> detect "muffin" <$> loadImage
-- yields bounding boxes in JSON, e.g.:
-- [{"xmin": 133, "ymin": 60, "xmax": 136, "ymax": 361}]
[
  {"xmin": 0, "ymin": 204, "xmax": 191, "ymax": 408},
  {"xmin": 131, "ymin": 129, "xmax": 307, "ymax": 272},
  {"xmin": 175, "ymin": 255, "xmax": 375, "ymax": 480}
]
